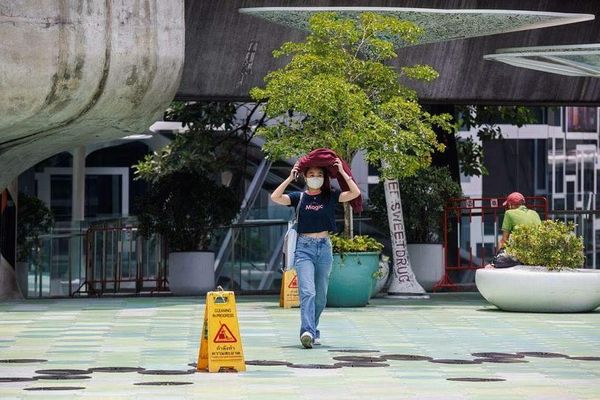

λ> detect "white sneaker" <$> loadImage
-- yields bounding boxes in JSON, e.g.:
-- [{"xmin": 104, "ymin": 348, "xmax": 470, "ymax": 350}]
[
  {"xmin": 313, "ymin": 337, "xmax": 321, "ymax": 346},
  {"xmin": 300, "ymin": 332, "xmax": 313, "ymax": 349}
]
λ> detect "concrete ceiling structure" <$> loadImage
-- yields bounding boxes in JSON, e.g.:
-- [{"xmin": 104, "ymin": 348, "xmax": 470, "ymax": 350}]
[
  {"xmin": 178, "ymin": 0, "xmax": 600, "ymax": 105},
  {"xmin": 484, "ymin": 44, "xmax": 600, "ymax": 77}
]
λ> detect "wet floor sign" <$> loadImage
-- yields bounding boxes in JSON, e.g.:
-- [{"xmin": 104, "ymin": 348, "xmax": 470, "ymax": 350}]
[
  {"xmin": 279, "ymin": 269, "xmax": 299, "ymax": 308},
  {"xmin": 197, "ymin": 290, "xmax": 246, "ymax": 372}
]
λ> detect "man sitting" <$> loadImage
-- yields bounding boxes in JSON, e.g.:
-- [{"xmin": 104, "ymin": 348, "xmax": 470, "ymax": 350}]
[{"xmin": 485, "ymin": 192, "xmax": 541, "ymax": 269}]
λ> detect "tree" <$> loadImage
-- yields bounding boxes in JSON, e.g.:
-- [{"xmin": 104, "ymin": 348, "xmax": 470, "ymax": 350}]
[
  {"xmin": 137, "ymin": 171, "xmax": 240, "ymax": 251},
  {"xmin": 134, "ymin": 101, "xmax": 267, "ymax": 195},
  {"xmin": 251, "ymin": 12, "xmax": 453, "ymax": 237},
  {"xmin": 134, "ymin": 101, "xmax": 266, "ymax": 251}
]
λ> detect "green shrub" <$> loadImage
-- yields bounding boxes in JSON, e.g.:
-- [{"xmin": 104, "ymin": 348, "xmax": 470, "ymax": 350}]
[
  {"xmin": 331, "ymin": 234, "xmax": 383, "ymax": 254},
  {"xmin": 505, "ymin": 220, "xmax": 585, "ymax": 271}
]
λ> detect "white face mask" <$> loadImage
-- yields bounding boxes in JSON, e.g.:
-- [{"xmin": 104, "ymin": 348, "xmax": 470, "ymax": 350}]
[{"xmin": 306, "ymin": 177, "xmax": 324, "ymax": 189}]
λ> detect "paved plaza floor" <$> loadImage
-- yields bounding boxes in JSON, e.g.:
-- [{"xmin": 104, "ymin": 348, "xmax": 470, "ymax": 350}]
[{"xmin": 0, "ymin": 293, "xmax": 598, "ymax": 399}]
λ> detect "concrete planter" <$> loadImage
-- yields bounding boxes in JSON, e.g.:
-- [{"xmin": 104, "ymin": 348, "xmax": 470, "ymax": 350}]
[
  {"xmin": 407, "ymin": 244, "xmax": 444, "ymax": 292},
  {"xmin": 168, "ymin": 252, "xmax": 215, "ymax": 296},
  {"xmin": 476, "ymin": 266, "xmax": 600, "ymax": 313},
  {"xmin": 327, "ymin": 252, "xmax": 380, "ymax": 307}
]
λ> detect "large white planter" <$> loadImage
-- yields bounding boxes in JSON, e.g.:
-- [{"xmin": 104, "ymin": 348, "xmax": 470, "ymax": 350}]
[
  {"xmin": 476, "ymin": 266, "xmax": 600, "ymax": 313},
  {"xmin": 168, "ymin": 252, "xmax": 215, "ymax": 296},
  {"xmin": 407, "ymin": 244, "xmax": 444, "ymax": 292}
]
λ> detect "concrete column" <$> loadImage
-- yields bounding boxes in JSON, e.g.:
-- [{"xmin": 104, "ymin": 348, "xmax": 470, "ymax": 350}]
[
  {"xmin": 72, "ymin": 147, "xmax": 86, "ymax": 222},
  {"xmin": 0, "ymin": 0, "xmax": 185, "ymax": 191},
  {"xmin": 0, "ymin": 179, "xmax": 22, "ymax": 299}
]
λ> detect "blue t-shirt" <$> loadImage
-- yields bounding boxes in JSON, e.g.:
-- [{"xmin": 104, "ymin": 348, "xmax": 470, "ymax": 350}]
[{"xmin": 288, "ymin": 190, "xmax": 341, "ymax": 233}]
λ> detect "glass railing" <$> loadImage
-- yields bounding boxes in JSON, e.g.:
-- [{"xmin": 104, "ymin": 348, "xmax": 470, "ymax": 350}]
[
  {"xmin": 18, "ymin": 217, "xmax": 166, "ymax": 298},
  {"xmin": 17, "ymin": 207, "xmax": 420, "ymax": 297},
  {"xmin": 18, "ymin": 220, "xmax": 87, "ymax": 298},
  {"xmin": 215, "ymin": 219, "xmax": 289, "ymax": 293}
]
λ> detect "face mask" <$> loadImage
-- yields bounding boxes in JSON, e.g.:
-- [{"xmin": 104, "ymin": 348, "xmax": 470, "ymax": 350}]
[{"xmin": 306, "ymin": 177, "xmax": 324, "ymax": 189}]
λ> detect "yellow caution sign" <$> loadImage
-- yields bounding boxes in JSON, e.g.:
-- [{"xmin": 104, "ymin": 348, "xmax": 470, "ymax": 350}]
[
  {"xmin": 197, "ymin": 290, "xmax": 246, "ymax": 373},
  {"xmin": 279, "ymin": 269, "xmax": 299, "ymax": 308}
]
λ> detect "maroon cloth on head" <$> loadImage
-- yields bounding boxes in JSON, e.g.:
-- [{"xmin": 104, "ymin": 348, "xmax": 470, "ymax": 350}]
[{"xmin": 297, "ymin": 148, "xmax": 363, "ymax": 213}]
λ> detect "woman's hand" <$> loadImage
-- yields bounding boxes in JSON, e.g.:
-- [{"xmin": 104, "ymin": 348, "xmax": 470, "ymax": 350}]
[
  {"xmin": 333, "ymin": 158, "xmax": 345, "ymax": 175},
  {"xmin": 289, "ymin": 161, "xmax": 300, "ymax": 181}
]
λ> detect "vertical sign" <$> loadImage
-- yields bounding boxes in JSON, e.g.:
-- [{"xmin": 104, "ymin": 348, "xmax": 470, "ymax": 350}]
[{"xmin": 383, "ymin": 179, "xmax": 426, "ymax": 296}]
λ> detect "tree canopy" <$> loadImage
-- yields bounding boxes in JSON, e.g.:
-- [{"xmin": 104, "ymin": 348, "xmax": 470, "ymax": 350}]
[{"xmin": 251, "ymin": 12, "xmax": 453, "ymax": 180}]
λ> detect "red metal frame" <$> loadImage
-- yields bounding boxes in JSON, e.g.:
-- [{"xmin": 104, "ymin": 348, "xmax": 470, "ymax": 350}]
[
  {"xmin": 434, "ymin": 196, "xmax": 548, "ymax": 291},
  {"xmin": 72, "ymin": 226, "xmax": 169, "ymax": 296}
]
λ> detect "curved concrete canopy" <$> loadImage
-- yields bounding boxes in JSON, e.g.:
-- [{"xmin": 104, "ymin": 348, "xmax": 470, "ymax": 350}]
[
  {"xmin": 238, "ymin": 7, "xmax": 594, "ymax": 47},
  {"xmin": 484, "ymin": 44, "xmax": 600, "ymax": 77},
  {"xmin": 179, "ymin": 1, "xmax": 599, "ymax": 104},
  {"xmin": 0, "ymin": 1, "xmax": 185, "ymax": 190}
]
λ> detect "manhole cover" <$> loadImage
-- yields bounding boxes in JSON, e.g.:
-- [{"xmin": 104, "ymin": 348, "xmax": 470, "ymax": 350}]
[
  {"xmin": 516, "ymin": 352, "xmax": 568, "ymax": 358},
  {"xmin": 35, "ymin": 369, "xmax": 90, "ymax": 375},
  {"xmin": 89, "ymin": 367, "xmax": 145, "ymax": 373},
  {"xmin": 0, "ymin": 377, "xmax": 38, "ymax": 382},
  {"xmin": 138, "ymin": 370, "xmax": 195, "ymax": 375},
  {"xmin": 474, "ymin": 358, "xmax": 528, "ymax": 364},
  {"xmin": 287, "ymin": 364, "xmax": 342, "ymax": 369},
  {"xmin": 332, "ymin": 356, "xmax": 384, "ymax": 362},
  {"xmin": 447, "ymin": 377, "xmax": 506, "ymax": 382},
  {"xmin": 471, "ymin": 352, "xmax": 524, "ymax": 359},
  {"xmin": 568, "ymin": 356, "xmax": 600, "ymax": 361},
  {"xmin": 245, "ymin": 360, "xmax": 292, "ymax": 366},
  {"xmin": 24, "ymin": 386, "xmax": 86, "ymax": 391},
  {"xmin": 334, "ymin": 362, "xmax": 389, "ymax": 368},
  {"xmin": 0, "ymin": 359, "xmax": 47, "ymax": 364},
  {"xmin": 34, "ymin": 375, "xmax": 91, "ymax": 380},
  {"xmin": 134, "ymin": 381, "xmax": 193, "ymax": 386},
  {"xmin": 381, "ymin": 354, "xmax": 433, "ymax": 361},
  {"xmin": 430, "ymin": 359, "xmax": 483, "ymax": 365},
  {"xmin": 327, "ymin": 349, "xmax": 380, "ymax": 353}
]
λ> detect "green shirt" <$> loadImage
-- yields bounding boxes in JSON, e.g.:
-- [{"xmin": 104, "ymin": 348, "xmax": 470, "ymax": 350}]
[{"xmin": 501, "ymin": 205, "xmax": 542, "ymax": 233}]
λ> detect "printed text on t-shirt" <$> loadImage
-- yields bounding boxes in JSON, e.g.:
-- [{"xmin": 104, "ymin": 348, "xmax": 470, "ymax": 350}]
[{"xmin": 305, "ymin": 204, "xmax": 324, "ymax": 211}]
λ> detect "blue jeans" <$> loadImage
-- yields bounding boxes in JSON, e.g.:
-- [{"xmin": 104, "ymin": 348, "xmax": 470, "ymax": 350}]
[{"xmin": 294, "ymin": 235, "xmax": 333, "ymax": 339}]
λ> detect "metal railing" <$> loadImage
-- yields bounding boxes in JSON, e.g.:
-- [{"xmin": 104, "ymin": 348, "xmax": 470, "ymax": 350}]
[{"xmin": 74, "ymin": 223, "xmax": 168, "ymax": 296}]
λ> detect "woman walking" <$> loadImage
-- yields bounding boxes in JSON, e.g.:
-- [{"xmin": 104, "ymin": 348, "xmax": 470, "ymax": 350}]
[{"xmin": 270, "ymin": 149, "xmax": 361, "ymax": 348}]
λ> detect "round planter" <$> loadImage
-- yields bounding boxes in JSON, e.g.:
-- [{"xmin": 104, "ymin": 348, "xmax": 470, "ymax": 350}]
[
  {"xmin": 327, "ymin": 252, "xmax": 380, "ymax": 307},
  {"xmin": 407, "ymin": 244, "xmax": 444, "ymax": 292},
  {"xmin": 168, "ymin": 251, "xmax": 215, "ymax": 296},
  {"xmin": 476, "ymin": 266, "xmax": 600, "ymax": 313}
]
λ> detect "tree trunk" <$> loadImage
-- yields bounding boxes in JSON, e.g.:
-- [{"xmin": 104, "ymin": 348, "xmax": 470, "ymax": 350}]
[
  {"xmin": 342, "ymin": 151, "xmax": 356, "ymax": 238},
  {"xmin": 383, "ymin": 179, "xmax": 426, "ymax": 296},
  {"xmin": 343, "ymin": 201, "xmax": 353, "ymax": 238}
]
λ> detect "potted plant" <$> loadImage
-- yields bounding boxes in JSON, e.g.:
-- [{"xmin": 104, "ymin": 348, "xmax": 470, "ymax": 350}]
[
  {"xmin": 370, "ymin": 167, "xmax": 461, "ymax": 291},
  {"xmin": 137, "ymin": 170, "xmax": 240, "ymax": 296},
  {"xmin": 475, "ymin": 220, "xmax": 600, "ymax": 312},
  {"xmin": 16, "ymin": 192, "xmax": 54, "ymax": 296},
  {"xmin": 327, "ymin": 235, "xmax": 384, "ymax": 307}
]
